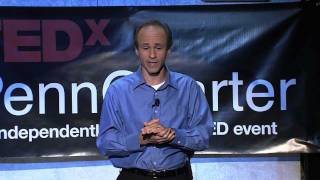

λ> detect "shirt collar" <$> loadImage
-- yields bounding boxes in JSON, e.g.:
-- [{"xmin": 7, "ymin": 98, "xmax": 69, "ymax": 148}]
[{"xmin": 132, "ymin": 65, "xmax": 178, "ymax": 90}]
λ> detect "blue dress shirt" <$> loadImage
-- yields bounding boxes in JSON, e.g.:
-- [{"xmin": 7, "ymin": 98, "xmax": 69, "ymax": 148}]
[{"xmin": 97, "ymin": 67, "xmax": 213, "ymax": 171}]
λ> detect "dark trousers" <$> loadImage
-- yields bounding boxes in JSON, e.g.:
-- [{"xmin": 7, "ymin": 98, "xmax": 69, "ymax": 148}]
[{"xmin": 117, "ymin": 170, "xmax": 193, "ymax": 180}]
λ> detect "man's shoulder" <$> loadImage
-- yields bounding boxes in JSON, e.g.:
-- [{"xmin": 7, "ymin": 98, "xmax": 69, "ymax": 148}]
[{"xmin": 170, "ymin": 71, "xmax": 196, "ymax": 85}]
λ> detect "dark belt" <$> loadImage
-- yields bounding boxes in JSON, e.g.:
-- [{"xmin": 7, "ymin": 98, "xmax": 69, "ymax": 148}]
[{"xmin": 121, "ymin": 164, "xmax": 189, "ymax": 178}]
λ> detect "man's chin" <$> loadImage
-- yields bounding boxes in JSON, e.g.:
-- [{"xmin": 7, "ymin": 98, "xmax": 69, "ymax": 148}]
[
  {"xmin": 145, "ymin": 68, "xmax": 161, "ymax": 76},
  {"xmin": 143, "ymin": 66, "xmax": 166, "ymax": 76}
]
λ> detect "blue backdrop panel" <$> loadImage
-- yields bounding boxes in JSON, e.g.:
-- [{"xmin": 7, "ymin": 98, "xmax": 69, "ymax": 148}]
[
  {"xmin": 0, "ymin": 0, "xmax": 301, "ymax": 7},
  {"xmin": 0, "ymin": 0, "xmax": 97, "ymax": 7}
]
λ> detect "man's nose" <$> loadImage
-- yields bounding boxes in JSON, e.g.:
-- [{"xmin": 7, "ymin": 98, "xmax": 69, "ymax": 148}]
[{"xmin": 149, "ymin": 48, "xmax": 156, "ymax": 58}]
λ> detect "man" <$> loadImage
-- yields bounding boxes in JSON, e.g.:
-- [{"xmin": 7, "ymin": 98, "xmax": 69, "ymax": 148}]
[{"xmin": 97, "ymin": 20, "xmax": 213, "ymax": 180}]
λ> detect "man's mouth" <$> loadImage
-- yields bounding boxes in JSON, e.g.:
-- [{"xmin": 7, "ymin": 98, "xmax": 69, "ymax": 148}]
[{"xmin": 148, "ymin": 61, "xmax": 158, "ymax": 66}]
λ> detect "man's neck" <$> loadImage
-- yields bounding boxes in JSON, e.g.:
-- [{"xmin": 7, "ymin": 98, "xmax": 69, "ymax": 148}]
[{"xmin": 142, "ymin": 68, "xmax": 167, "ymax": 86}]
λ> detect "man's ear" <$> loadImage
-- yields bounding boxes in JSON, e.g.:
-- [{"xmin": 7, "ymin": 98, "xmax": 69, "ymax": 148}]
[
  {"xmin": 135, "ymin": 48, "xmax": 139, "ymax": 56},
  {"xmin": 167, "ymin": 48, "xmax": 171, "ymax": 55}
]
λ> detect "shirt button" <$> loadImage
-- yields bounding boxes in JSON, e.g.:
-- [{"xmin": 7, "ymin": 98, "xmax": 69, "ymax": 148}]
[
  {"xmin": 155, "ymin": 110, "xmax": 158, "ymax": 113},
  {"xmin": 178, "ymin": 141, "xmax": 181, "ymax": 144},
  {"xmin": 153, "ymin": 162, "xmax": 157, "ymax": 165}
]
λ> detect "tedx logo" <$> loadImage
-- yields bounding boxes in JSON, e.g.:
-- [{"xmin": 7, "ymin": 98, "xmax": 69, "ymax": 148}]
[{"xmin": 0, "ymin": 19, "xmax": 111, "ymax": 62}]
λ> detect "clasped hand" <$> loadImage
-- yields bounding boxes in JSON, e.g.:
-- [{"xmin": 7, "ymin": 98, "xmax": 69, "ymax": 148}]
[{"xmin": 140, "ymin": 119, "xmax": 175, "ymax": 145}]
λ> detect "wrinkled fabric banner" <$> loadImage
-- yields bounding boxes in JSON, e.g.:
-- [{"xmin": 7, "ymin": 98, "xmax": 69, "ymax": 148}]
[{"xmin": 0, "ymin": 5, "xmax": 319, "ymax": 157}]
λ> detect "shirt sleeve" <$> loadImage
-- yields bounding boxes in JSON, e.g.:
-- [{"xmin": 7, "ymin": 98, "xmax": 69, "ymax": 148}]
[
  {"xmin": 96, "ymin": 86, "xmax": 144, "ymax": 157},
  {"xmin": 171, "ymin": 80, "xmax": 213, "ymax": 151}
]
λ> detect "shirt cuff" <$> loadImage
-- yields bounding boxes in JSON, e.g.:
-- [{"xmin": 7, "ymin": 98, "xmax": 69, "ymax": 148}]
[
  {"xmin": 171, "ymin": 129, "xmax": 186, "ymax": 147},
  {"xmin": 125, "ymin": 132, "xmax": 143, "ymax": 152}
]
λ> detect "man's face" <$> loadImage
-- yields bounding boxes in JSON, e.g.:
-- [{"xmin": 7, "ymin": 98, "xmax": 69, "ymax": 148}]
[{"xmin": 135, "ymin": 25, "xmax": 170, "ymax": 77}]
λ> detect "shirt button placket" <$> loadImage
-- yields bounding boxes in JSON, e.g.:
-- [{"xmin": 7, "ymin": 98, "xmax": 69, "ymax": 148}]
[
  {"xmin": 152, "ymin": 91, "xmax": 160, "ymax": 170},
  {"xmin": 153, "ymin": 91, "xmax": 160, "ymax": 119}
]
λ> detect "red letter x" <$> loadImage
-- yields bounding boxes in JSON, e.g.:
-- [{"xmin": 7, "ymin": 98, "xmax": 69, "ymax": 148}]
[{"xmin": 85, "ymin": 19, "xmax": 110, "ymax": 46}]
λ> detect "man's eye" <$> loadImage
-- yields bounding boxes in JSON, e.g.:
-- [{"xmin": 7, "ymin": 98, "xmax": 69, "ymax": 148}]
[{"xmin": 143, "ymin": 47, "xmax": 149, "ymax": 50}]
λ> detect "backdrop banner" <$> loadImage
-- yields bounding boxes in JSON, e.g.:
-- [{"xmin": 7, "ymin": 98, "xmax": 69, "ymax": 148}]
[{"xmin": 0, "ymin": 5, "xmax": 319, "ymax": 157}]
